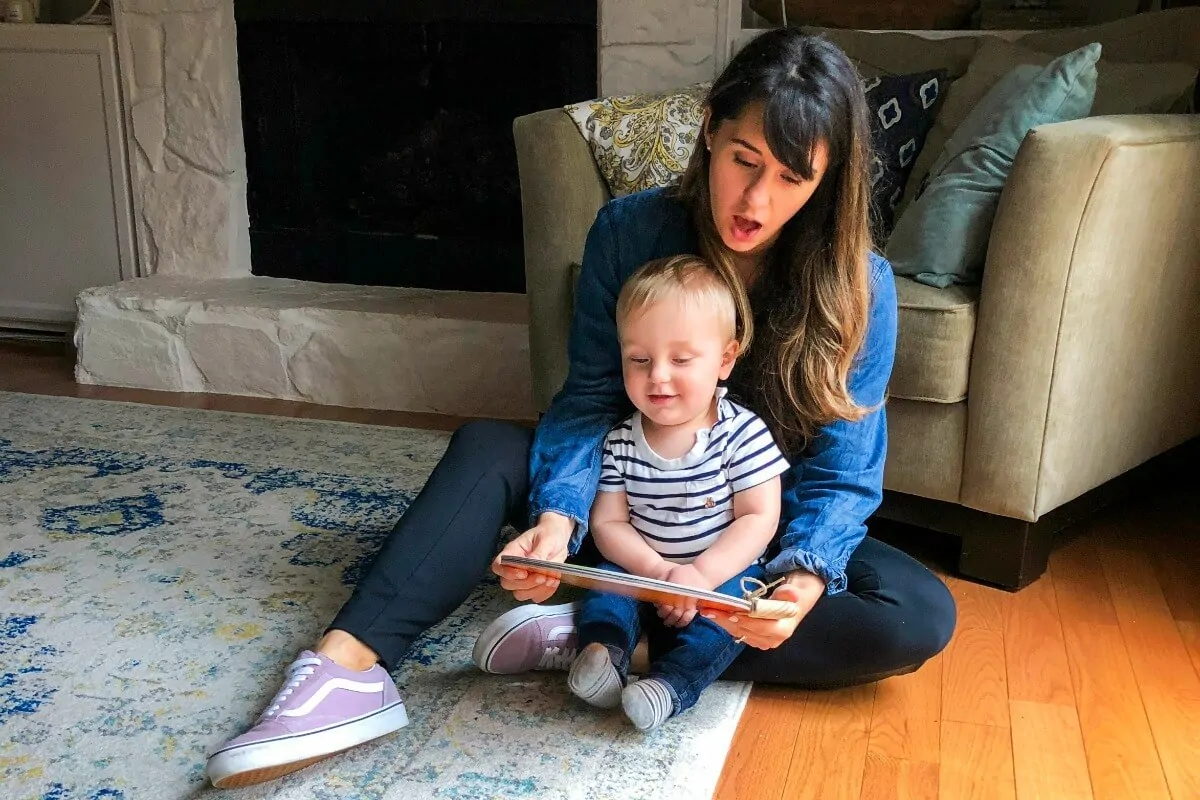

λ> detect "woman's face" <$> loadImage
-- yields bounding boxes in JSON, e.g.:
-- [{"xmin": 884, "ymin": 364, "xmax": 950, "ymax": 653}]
[{"xmin": 704, "ymin": 102, "xmax": 830, "ymax": 259}]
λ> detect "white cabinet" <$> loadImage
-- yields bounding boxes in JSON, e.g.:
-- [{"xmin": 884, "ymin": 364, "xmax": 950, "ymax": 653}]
[{"xmin": 0, "ymin": 23, "xmax": 135, "ymax": 330}]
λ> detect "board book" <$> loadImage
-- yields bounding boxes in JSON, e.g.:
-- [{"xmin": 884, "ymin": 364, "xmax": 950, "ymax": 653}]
[{"xmin": 499, "ymin": 555, "xmax": 800, "ymax": 620}]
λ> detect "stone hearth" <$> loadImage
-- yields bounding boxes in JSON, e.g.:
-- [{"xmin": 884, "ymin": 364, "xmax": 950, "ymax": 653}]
[
  {"xmin": 75, "ymin": 0, "xmax": 723, "ymax": 418},
  {"xmin": 76, "ymin": 278, "xmax": 533, "ymax": 418}
]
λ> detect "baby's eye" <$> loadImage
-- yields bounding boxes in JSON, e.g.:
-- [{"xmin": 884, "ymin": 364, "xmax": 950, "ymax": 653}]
[
  {"xmin": 672, "ymin": 358, "xmax": 693, "ymax": 365},
  {"xmin": 627, "ymin": 356, "xmax": 650, "ymax": 364}
]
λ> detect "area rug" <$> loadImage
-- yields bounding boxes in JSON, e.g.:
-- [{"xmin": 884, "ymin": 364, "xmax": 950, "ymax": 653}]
[{"xmin": 0, "ymin": 392, "xmax": 750, "ymax": 800}]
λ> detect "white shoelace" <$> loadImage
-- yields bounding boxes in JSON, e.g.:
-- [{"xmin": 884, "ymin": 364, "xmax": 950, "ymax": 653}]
[
  {"xmin": 261, "ymin": 656, "xmax": 323, "ymax": 718},
  {"xmin": 538, "ymin": 646, "xmax": 578, "ymax": 671}
]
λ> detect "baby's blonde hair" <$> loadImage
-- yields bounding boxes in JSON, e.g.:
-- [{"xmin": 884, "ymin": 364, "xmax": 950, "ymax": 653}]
[{"xmin": 616, "ymin": 255, "xmax": 751, "ymax": 352}]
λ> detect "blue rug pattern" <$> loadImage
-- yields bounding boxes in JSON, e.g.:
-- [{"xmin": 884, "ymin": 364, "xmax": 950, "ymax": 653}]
[{"xmin": 0, "ymin": 393, "xmax": 749, "ymax": 800}]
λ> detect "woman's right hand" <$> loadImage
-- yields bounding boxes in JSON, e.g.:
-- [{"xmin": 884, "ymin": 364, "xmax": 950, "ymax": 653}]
[{"xmin": 491, "ymin": 512, "xmax": 574, "ymax": 603}]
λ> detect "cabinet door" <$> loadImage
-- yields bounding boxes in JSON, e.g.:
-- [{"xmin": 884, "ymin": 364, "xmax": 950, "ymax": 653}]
[{"xmin": 0, "ymin": 25, "xmax": 134, "ymax": 329}]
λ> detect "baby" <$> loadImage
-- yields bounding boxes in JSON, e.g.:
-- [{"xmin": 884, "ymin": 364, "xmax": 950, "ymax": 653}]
[{"xmin": 569, "ymin": 254, "xmax": 789, "ymax": 731}]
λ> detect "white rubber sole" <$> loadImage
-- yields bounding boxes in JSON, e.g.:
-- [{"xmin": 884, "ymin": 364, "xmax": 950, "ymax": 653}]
[
  {"xmin": 472, "ymin": 601, "xmax": 579, "ymax": 674},
  {"xmin": 206, "ymin": 701, "xmax": 409, "ymax": 789}
]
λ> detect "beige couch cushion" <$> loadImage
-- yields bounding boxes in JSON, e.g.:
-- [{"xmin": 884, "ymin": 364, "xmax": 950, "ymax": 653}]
[
  {"xmin": 883, "ymin": 398, "xmax": 966, "ymax": 502},
  {"xmin": 893, "ymin": 277, "xmax": 977, "ymax": 403},
  {"xmin": 900, "ymin": 37, "xmax": 1199, "ymax": 214},
  {"xmin": 802, "ymin": 27, "xmax": 981, "ymax": 80}
]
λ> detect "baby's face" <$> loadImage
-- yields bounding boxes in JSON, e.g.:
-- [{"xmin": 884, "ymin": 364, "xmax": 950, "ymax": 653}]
[{"xmin": 619, "ymin": 295, "xmax": 736, "ymax": 429}]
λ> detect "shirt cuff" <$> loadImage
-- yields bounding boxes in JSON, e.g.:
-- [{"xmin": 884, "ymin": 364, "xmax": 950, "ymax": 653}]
[
  {"xmin": 528, "ymin": 504, "xmax": 590, "ymax": 556},
  {"xmin": 764, "ymin": 548, "xmax": 849, "ymax": 595}
]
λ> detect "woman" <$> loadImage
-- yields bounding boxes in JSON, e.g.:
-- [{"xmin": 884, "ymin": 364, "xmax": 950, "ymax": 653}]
[{"xmin": 206, "ymin": 29, "xmax": 955, "ymax": 789}]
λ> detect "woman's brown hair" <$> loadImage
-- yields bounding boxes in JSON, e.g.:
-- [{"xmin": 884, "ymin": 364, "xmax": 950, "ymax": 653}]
[{"xmin": 674, "ymin": 30, "xmax": 875, "ymax": 455}]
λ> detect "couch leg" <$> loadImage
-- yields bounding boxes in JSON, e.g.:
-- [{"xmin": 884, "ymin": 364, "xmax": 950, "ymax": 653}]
[
  {"xmin": 957, "ymin": 515, "xmax": 1055, "ymax": 590},
  {"xmin": 874, "ymin": 492, "xmax": 1057, "ymax": 590},
  {"xmin": 875, "ymin": 437, "xmax": 1199, "ymax": 591}
]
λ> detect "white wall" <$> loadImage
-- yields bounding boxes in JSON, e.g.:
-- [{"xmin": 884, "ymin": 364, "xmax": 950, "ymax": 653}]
[{"xmin": 599, "ymin": 0, "xmax": 722, "ymax": 95}]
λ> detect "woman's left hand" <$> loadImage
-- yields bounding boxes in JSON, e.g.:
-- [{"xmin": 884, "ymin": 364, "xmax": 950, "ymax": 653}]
[{"xmin": 702, "ymin": 571, "xmax": 825, "ymax": 649}]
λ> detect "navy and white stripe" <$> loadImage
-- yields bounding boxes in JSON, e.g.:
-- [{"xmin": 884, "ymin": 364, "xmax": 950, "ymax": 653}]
[{"xmin": 598, "ymin": 388, "xmax": 789, "ymax": 564}]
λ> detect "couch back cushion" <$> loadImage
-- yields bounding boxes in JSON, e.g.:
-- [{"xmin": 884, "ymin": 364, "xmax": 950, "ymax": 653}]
[
  {"xmin": 887, "ymin": 43, "xmax": 1101, "ymax": 288},
  {"xmin": 897, "ymin": 36, "xmax": 1198, "ymax": 217},
  {"xmin": 801, "ymin": 27, "xmax": 982, "ymax": 80}
]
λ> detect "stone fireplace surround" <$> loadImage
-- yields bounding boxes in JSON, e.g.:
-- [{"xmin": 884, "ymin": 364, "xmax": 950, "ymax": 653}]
[{"xmin": 74, "ymin": 0, "xmax": 726, "ymax": 420}]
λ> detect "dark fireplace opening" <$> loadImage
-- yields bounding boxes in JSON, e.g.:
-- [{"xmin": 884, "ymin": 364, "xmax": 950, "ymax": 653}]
[{"xmin": 234, "ymin": 1, "xmax": 598, "ymax": 293}]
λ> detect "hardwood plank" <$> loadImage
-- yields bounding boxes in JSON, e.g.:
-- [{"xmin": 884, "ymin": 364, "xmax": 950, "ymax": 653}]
[
  {"xmin": 1099, "ymin": 542, "xmax": 1200, "ymax": 800},
  {"xmin": 868, "ymin": 653, "xmax": 943, "ymax": 764},
  {"xmin": 1178, "ymin": 621, "xmax": 1200, "ymax": 679},
  {"xmin": 781, "ymin": 684, "xmax": 876, "ymax": 800},
  {"xmin": 1053, "ymin": 536, "xmax": 1171, "ymax": 800},
  {"xmin": 859, "ymin": 753, "xmax": 938, "ymax": 800},
  {"xmin": 715, "ymin": 686, "xmax": 808, "ymax": 800},
  {"xmin": 1049, "ymin": 535, "xmax": 1118, "ymax": 628},
  {"xmin": 1009, "ymin": 700, "xmax": 1093, "ymax": 800},
  {"xmin": 942, "ymin": 627, "xmax": 1009, "ymax": 728},
  {"xmin": 1147, "ymin": 491, "xmax": 1200, "ymax": 625},
  {"xmin": 947, "ymin": 576, "xmax": 1009, "ymax": 632},
  {"xmin": 1003, "ymin": 568, "xmax": 1074, "ymax": 706},
  {"xmin": 938, "ymin": 721, "xmax": 1015, "ymax": 800}
]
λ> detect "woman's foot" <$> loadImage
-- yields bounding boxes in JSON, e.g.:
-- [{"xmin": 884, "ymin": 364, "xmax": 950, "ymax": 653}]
[
  {"xmin": 472, "ymin": 602, "xmax": 580, "ymax": 673},
  {"xmin": 567, "ymin": 643, "xmax": 624, "ymax": 709},
  {"xmin": 621, "ymin": 677, "xmax": 675, "ymax": 732},
  {"xmin": 205, "ymin": 651, "xmax": 409, "ymax": 788}
]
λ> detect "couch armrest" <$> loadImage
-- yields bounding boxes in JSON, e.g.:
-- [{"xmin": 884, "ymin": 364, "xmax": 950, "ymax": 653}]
[
  {"xmin": 962, "ymin": 115, "xmax": 1200, "ymax": 521},
  {"xmin": 513, "ymin": 109, "xmax": 611, "ymax": 413}
]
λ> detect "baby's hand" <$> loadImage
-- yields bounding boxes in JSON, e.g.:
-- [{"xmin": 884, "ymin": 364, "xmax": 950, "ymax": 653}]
[
  {"xmin": 665, "ymin": 564, "xmax": 712, "ymax": 590},
  {"xmin": 656, "ymin": 564, "xmax": 712, "ymax": 628}
]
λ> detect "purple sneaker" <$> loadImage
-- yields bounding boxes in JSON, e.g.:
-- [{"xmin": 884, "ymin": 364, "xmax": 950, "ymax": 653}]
[
  {"xmin": 206, "ymin": 651, "xmax": 408, "ymax": 788},
  {"xmin": 472, "ymin": 602, "xmax": 580, "ymax": 674}
]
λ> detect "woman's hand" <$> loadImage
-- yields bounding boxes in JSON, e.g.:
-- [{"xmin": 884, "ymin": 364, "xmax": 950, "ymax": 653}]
[
  {"xmin": 702, "ymin": 571, "xmax": 825, "ymax": 649},
  {"xmin": 656, "ymin": 564, "xmax": 711, "ymax": 628},
  {"xmin": 491, "ymin": 513, "xmax": 574, "ymax": 603}
]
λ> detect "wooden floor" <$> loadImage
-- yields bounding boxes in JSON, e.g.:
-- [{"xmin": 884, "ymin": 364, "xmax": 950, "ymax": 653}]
[{"xmin": 4, "ymin": 340, "xmax": 1198, "ymax": 800}]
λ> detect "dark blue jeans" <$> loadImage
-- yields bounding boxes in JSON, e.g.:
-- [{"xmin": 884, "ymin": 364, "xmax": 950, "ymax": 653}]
[
  {"xmin": 332, "ymin": 421, "xmax": 957, "ymax": 686},
  {"xmin": 579, "ymin": 561, "xmax": 766, "ymax": 715}
]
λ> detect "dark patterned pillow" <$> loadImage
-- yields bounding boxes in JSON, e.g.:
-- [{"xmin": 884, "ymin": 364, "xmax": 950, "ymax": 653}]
[{"xmin": 863, "ymin": 69, "xmax": 947, "ymax": 240}]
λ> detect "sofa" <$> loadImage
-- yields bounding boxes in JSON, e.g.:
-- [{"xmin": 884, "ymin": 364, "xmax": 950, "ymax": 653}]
[{"xmin": 512, "ymin": 9, "xmax": 1200, "ymax": 589}]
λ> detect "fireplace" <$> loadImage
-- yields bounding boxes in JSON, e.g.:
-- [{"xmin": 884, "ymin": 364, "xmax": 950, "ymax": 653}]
[
  {"xmin": 79, "ymin": 0, "xmax": 719, "ymax": 419},
  {"xmin": 234, "ymin": 1, "xmax": 598, "ymax": 293}
]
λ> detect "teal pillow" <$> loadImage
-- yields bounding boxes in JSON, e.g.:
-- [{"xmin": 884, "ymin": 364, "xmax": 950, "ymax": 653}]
[{"xmin": 886, "ymin": 43, "xmax": 1102, "ymax": 288}]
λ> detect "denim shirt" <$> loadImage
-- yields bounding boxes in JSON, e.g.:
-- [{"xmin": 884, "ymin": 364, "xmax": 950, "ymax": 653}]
[{"xmin": 527, "ymin": 188, "xmax": 898, "ymax": 594}]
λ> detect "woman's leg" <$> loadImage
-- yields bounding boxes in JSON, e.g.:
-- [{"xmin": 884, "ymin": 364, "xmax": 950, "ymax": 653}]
[
  {"xmin": 719, "ymin": 537, "xmax": 956, "ymax": 686},
  {"xmin": 206, "ymin": 420, "xmax": 532, "ymax": 788},
  {"xmin": 328, "ymin": 420, "xmax": 532, "ymax": 669}
]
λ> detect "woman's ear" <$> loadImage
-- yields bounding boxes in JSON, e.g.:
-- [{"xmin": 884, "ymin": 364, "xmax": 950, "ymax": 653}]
[
  {"xmin": 719, "ymin": 339, "xmax": 738, "ymax": 379},
  {"xmin": 702, "ymin": 107, "xmax": 714, "ymax": 152}
]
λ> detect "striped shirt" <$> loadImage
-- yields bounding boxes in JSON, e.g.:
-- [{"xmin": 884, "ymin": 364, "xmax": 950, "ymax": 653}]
[{"xmin": 597, "ymin": 388, "xmax": 790, "ymax": 564}]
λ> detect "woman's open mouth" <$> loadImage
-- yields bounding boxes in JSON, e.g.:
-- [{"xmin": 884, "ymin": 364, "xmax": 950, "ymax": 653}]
[{"xmin": 730, "ymin": 214, "xmax": 762, "ymax": 243}]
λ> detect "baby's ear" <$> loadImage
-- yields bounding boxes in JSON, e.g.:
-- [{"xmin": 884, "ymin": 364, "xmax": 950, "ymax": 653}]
[{"xmin": 719, "ymin": 340, "xmax": 739, "ymax": 379}]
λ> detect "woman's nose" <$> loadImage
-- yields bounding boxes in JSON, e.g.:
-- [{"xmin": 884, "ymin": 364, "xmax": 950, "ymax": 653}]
[{"xmin": 743, "ymin": 171, "xmax": 769, "ymax": 209}]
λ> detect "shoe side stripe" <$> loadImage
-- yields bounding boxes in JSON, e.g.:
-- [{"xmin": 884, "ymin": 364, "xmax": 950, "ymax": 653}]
[
  {"xmin": 208, "ymin": 701, "xmax": 406, "ymax": 758},
  {"xmin": 278, "ymin": 679, "xmax": 387, "ymax": 717}
]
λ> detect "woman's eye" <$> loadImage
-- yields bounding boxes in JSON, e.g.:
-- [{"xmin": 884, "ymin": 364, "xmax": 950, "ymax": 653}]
[
  {"xmin": 733, "ymin": 155, "xmax": 756, "ymax": 168},
  {"xmin": 782, "ymin": 174, "xmax": 803, "ymax": 185}
]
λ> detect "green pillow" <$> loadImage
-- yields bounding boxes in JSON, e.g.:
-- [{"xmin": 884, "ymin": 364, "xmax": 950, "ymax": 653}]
[{"xmin": 886, "ymin": 43, "xmax": 1101, "ymax": 288}]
